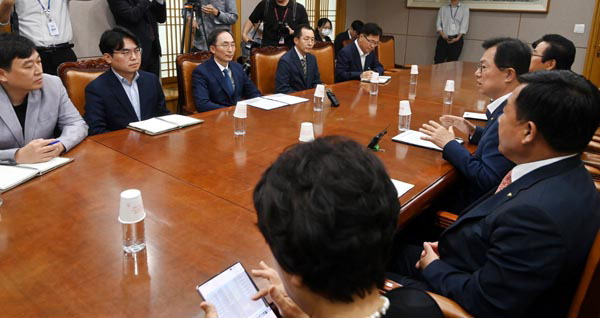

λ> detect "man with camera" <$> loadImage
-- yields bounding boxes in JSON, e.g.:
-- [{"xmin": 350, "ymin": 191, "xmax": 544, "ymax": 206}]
[
  {"xmin": 243, "ymin": 0, "xmax": 308, "ymax": 48},
  {"xmin": 190, "ymin": 0, "xmax": 238, "ymax": 51}
]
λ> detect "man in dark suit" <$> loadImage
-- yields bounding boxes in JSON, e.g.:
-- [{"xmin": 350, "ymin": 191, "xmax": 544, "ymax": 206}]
[
  {"xmin": 192, "ymin": 29, "xmax": 261, "ymax": 113},
  {"xmin": 530, "ymin": 34, "xmax": 576, "ymax": 72},
  {"xmin": 334, "ymin": 22, "xmax": 384, "ymax": 83},
  {"xmin": 84, "ymin": 28, "xmax": 170, "ymax": 136},
  {"xmin": 333, "ymin": 19, "xmax": 363, "ymax": 56},
  {"xmin": 392, "ymin": 70, "xmax": 600, "ymax": 318},
  {"xmin": 420, "ymin": 38, "xmax": 530, "ymax": 212},
  {"xmin": 107, "ymin": 0, "xmax": 166, "ymax": 77},
  {"xmin": 275, "ymin": 25, "xmax": 321, "ymax": 93}
]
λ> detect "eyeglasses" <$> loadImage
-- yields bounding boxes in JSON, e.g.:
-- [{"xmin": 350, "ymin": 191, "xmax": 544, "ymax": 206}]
[
  {"xmin": 362, "ymin": 35, "xmax": 379, "ymax": 47},
  {"xmin": 476, "ymin": 62, "xmax": 489, "ymax": 73},
  {"xmin": 215, "ymin": 43, "xmax": 236, "ymax": 49},
  {"xmin": 113, "ymin": 47, "xmax": 142, "ymax": 57}
]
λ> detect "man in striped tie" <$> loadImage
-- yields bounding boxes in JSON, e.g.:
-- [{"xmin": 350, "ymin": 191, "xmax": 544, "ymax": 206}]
[
  {"xmin": 274, "ymin": 25, "xmax": 322, "ymax": 94},
  {"xmin": 391, "ymin": 70, "xmax": 600, "ymax": 318}
]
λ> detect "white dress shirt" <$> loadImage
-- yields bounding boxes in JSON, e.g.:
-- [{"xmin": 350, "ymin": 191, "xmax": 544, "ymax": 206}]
[
  {"xmin": 511, "ymin": 154, "xmax": 578, "ymax": 183},
  {"xmin": 354, "ymin": 40, "xmax": 368, "ymax": 71},
  {"xmin": 436, "ymin": 2, "xmax": 469, "ymax": 37},
  {"xmin": 112, "ymin": 69, "xmax": 141, "ymax": 121},
  {"xmin": 487, "ymin": 93, "xmax": 511, "ymax": 115}
]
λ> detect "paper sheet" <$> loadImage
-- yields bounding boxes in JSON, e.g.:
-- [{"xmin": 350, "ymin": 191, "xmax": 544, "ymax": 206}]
[
  {"xmin": 158, "ymin": 114, "xmax": 203, "ymax": 127},
  {"xmin": 391, "ymin": 179, "xmax": 414, "ymax": 198},
  {"xmin": 128, "ymin": 118, "xmax": 179, "ymax": 134},
  {"xmin": 244, "ymin": 97, "xmax": 289, "ymax": 110},
  {"xmin": 18, "ymin": 157, "xmax": 72, "ymax": 175},
  {"xmin": 263, "ymin": 94, "xmax": 309, "ymax": 105},
  {"xmin": 392, "ymin": 130, "xmax": 463, "ymax": 151},
  {"xmin": 463, "ymin": 112, "xmax": 488, "ymax": 121},
  {"xmin": 0, "ymin": 165, "xmax": 38, "ymax": 192}
]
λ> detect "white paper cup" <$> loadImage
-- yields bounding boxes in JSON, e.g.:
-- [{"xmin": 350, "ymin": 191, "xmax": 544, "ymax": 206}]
[
  {"xmin": 399, "ymin": 100, "xmax": 412, "ymax": 115},
  {"xmin": 314, "ymin": 84, "xmax": 325, "ymax": 98},
  {"xmin": 233, "ymin": 101, "xmax": 247, "ymax": 119},
  {"xmin": 118, "ymin": 189, "xmax": 146, "ymax": 224},
  {"xmin": 410, "ymin": 65, "xmax": 419, "ymax": 75},
  {"xmin": 445, "ymin": 80, "xmax": 455, "ymax": 92},
  {"xmin": 370, "ymin": 72, "xmax": 380, "ymax": 83},
  {"xmin": 299, "ymin": 122, "xmax": 315, "ymax": 142}
]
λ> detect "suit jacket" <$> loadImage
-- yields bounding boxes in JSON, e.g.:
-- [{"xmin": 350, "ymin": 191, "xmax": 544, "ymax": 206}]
[
  {"xmin": 0, "ymin": 74, "xmax": 88, "ymax": 162},
  {"xmin": 422, "ymin": 156, "xmax": 600, "ymax": 318},
  {"xmin": 192, "ymin": 57, "xmax": 261, "ymax": 112},
  {"xmin": 441, "ymin": 101, "xmax": 515, "ymax": 212},
  {"xmin": 335, "ymin": 42, "xmax": 384, "ymax": 83},
  {"xmin": 107, "ymin": 0, "xmax": 166, "ymax": 68},
  {"xmin": 275, "ymin": 48, "xmax": 321, "ymax": 94},
  {"xmin": 333, "ymin": 30, "xmax": 350, "ymax": 56},
  {"xmin": 84, "ymin": 70, "xmax": 170, "ymax": 135}
]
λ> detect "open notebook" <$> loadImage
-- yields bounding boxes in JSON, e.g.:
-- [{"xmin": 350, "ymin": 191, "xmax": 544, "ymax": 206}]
[
  {"xmin": 360, "ymin": 76, "xmax": 392, "ymax": 84},
  {"xmin": 0, "ymin": 157, "xmax": 73, "ymax": 192},
  {"xmin": 128, "ymin": 114, "xmax": 204, "ymax": 135},
  {"xmin": 244, "ymin": 94, "xmax": 310, "ymax": 111},
  {"xmin": 392, "ymin": 130, "xmax": 464, "ymax": 151}
]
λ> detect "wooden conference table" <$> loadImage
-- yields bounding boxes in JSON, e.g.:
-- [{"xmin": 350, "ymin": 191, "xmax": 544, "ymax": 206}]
[{"xmin": 0, "ymin": 62, "xmax": 489, "ymax": 317}]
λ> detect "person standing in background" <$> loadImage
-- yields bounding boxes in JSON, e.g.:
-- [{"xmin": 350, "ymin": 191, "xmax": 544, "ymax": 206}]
[
  {"xmin": 242, "ymin": 0, "xmax": 308, "ymax": 48},
  {"xmin": 315, "ymin": 17, "xmax": 332, "ymax": 43},
  {"xmin": 434, "ymin": 0, "xmax": 469, "ymax": 64},
  {"xmin": 191, "ymin": 0, "xmax": 237, "ymax": 52},
  {"xmin": 107, "ymin": 0, "xmax": 166, "ymax": 77},
  {"xmin": 0, "ymin": 0, "xmax": 92, "ymax": 75}
]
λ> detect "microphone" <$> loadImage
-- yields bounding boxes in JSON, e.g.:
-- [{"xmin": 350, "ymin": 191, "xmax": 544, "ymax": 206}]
[{"xmin": 367, "ymin": 125, "xmax": 389, "ymax": 151}]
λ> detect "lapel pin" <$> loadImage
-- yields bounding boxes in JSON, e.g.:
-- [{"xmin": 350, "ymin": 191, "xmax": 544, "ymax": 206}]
[{"xmin": 507, "ymin": 192, "xmax": 512, "ymax": 197}]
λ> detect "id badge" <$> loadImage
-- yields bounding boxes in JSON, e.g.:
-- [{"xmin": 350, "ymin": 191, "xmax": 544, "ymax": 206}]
[
  {"xmin": 449, "ymin": 22, "xmax": 458, "ymax": 34},
  {"xmin": 278, "ymin": 37, "xmax": 285, "ymax": 45},
  {"xmin": 47, "ymin": 21, "xmax": 60, "ymax": 37}
]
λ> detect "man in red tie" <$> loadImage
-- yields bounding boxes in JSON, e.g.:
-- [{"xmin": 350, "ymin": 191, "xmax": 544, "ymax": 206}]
[{"xmin": 390, "ymin": 70, "xmax": 600, "ymax": 318}]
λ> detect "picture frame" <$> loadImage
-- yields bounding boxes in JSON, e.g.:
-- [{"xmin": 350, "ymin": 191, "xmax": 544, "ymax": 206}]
[{"xmin": 406, "ymin": 0, "xmax": 550, "ymax": 13}]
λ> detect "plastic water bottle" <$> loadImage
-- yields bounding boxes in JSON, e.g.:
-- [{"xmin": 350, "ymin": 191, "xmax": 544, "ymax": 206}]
[
  {"xmin": 122, "ymin": 220, "xmax": 146, "ymax": 254},
  {"xmin": 233, "ymin": 102, "xmax": 247, "ymax": 135},
  {"xmin": 370, "ymin": 73, "xmax": 379, "ymax": 96},
  {"xmin": 409, "ymin": 83, "xmax": 417, "ymax": 100},
  {"xmin": 398, "ymin": 100, "xmax": 412, "ymax": 132},
  {"xmin": 314, "ymin": 84, "xmax": 325, "ymax": 112},
  {"xmin": 443, "ymin": 80, "xmax": 454, "ymax": 116},
  {"xmin": 410, "ymin": 65, "xmax": 418, "ymax": 85}
]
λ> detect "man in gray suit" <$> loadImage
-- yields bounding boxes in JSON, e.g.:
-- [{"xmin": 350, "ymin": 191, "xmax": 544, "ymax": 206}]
[
  {"xmin": 0, "ymin": 33, "xmax": 87, "ymax": 164},
  {"xmin": 192, "ymin": 0, "xmax": 238, "ymax": 51}
]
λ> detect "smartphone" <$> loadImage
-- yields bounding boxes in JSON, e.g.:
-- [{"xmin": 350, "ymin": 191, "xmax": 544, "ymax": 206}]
[{"xmin": 196, "ymin": 262, "xmax": 278, "ymax": 318}]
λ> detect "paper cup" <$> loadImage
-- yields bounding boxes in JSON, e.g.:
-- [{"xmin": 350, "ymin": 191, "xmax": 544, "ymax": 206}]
[
  {"xmin": 399, "ymin": 100, "xmax": 412, "ymax": 115},
  {"xmin": 299, "ymin": 122, "xmax": 315, "ymax": 142},
  {"xmin": 370, "ymin": 72, "xmax": 380, "ymax": 83},
  {"xmin": 410, "ymin": 65, "xmax": 419, "ymax": 75},
  {"xmin": 118, "ymin": 189, "xmax": 146, "ymax": 224},
  {"xmin": 233, "ymin": 101, "xmax": 247, "ymax": 119},
  {"xmin": 314, "ymin": 84, "xmax": 325, "ymax": 98},
  {"xmin": 445, "ymin": 80, "xmax": 455, "ymax": 92}
]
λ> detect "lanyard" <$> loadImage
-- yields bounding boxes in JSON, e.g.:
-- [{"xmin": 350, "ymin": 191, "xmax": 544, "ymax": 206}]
[
  {"xmin": 36, "ymin": 0, "xmax": 51, "ymax": 13},
  {"xmin": 274, "ymin": 7, "xmax": 289, "ymax": 23},
  {"xmin": 449, "ymin": 4, "xmax": 459, "ymax": 22}
]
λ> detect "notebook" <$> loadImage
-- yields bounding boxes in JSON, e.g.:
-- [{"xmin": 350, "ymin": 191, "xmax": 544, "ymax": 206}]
[
  {"xmin": 463, "ymin": 112, "xmax": 488, "ymax": 121},
  {"xmin": 0, "ymin": 157, "xmax": 73, "ymax": 192},
  {"xmin": 127, "ymin": 115, "xmax": 204, "ymax": 135},
  {"xmin": 392, "ymin": 130, "xmax": 464, "ymax": 151},
  {"xmin": 360, "ymin": 75, "xmax": 392, "ymax": 84}
]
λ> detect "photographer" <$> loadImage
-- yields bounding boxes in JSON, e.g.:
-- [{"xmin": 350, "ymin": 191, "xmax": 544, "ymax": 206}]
[
  {"xmin": 190, "ymin": 0, "xmax": 238, "ymax": 51},
  {"xmin": 243, "ymin": 0, "xmax": 308, "ymax": 48}
]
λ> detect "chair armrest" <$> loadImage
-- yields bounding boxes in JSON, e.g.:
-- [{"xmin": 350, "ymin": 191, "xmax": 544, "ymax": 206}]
[
  {"xmin": 426, "ymin": 291, "xmax": 474, "ymax": 318},
  {"xmin": 436, "ymin": 210, "xmax": 459, "ymax": 228}
]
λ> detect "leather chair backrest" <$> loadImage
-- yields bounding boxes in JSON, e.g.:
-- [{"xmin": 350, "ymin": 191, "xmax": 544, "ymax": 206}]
[
  {"xmin": 568, "ymin": 230, "xmax": 600, "ymax": 317},
  {"xmin": 312, "ymin": 42, "xmax": 334, "ymax": 85},
  {"xmin": 377, "ymin": 35, "xmax": 396, "ymax": 70},
  {"xmin": 342, "ymin": 39, "xmax": 353, "ymax": 48},
  {"xmin": 251, "ymin": 46, "xmax": 287, "ymax": 95},
  {"xmin": 58, "ymin": 58, "xmax": 110, "ymax": 116},
  {"xmin": 176, "ymin": 51, "xmax": 212, "ymax": 114}
]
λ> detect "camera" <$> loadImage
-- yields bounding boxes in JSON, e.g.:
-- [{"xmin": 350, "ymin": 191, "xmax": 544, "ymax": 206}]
[{"xmin": 278, "ymin": 22, "xmax": 289, "ymax": 39}]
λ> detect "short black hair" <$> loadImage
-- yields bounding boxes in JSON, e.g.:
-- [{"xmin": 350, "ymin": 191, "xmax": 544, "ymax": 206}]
[
  {"xmin": 207, "ymin": 28, "xmax": 233, "ymax": 47},
  {"xmin": 482, "ymin": 37, "xmax": 531, "ymax": 76},
  {"xmin": 254, "ymin": 136, "xmax": 400, "ymax": 303},
  {"xmin": 533, "ymin": 34, "xmax": 576, "ymax": 70},
  {"xmin": 360, "ymin": 22, "xmax": 382, "ymax": 37},
  {"xmin": 516, "ymin": 70, "xmax": 600, "ymax": 153},
  {"xmin": 317, "ymin": 18, "xmax": 332, "ymax": 29},
  {"xmin": 293, "ymin": 24, "xmax": 314, "ymax": 39},
  {"xmin": 99, "ymin": 27, "xmax": 141, "ymax": 55},
  {"xmin": 350, "ymin": 20, "xmax": 364, "ymax": 33},
  {"xmin": 0, "ymin": 33, "xmax": 36, "ymax": 70}
]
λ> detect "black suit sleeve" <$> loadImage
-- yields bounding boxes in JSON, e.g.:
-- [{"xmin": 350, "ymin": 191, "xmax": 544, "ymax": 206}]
[
  {"xmin": 83, "ymin": 83, "xmax": 110, "ymax": 136},
  {"xmin": 107, "ymin": 0, "xmax": 151, "ymax": 23},
  {"xmin": 274, "ymin": 58, "xmax": 293, "ymax": 93},
  {"xmin": 335, "ymin": 49, "xmax": 361, "ymax": 82},
  {"xmin": 422, "ymin": 206, "xmax": 566, "ymax": 318}
]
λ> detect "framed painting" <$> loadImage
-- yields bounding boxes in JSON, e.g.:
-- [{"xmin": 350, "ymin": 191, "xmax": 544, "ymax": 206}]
[{"xmin": 406, "ymin": 0, "xmax": 550, "ymax": 13}]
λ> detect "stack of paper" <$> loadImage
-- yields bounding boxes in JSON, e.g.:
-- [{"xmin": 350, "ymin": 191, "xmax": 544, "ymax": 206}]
[
  {"xmin": 0, "ymin": 157, "xmax": 74, "ymax": 192},
  {"xmin": 392, "ymin": 130, "xmax": 463, "ymax": 151},
  {"xmin": 244, "ymin": 94, "xmax": 310, "ymax": 111},
  {"xmin": 391, "ymin": 179, "xmax": 414, "ymax": 198},
  {"xmin": 463, "ymin": 112, "xmax": 488, "ymax": 121},
  {"xmin": 361, "ymin": 75, "xmax": 392, "ymax": 84}
]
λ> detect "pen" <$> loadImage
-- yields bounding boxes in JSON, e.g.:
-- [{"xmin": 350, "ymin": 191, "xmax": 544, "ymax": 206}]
[{"xmin": 48, "ymin": 140, "xmax": 61, "ymax": 146}]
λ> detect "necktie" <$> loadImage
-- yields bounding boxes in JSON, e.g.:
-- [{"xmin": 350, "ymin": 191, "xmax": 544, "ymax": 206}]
[
  {"xmin": 300, "ymin": 57, "xmax": 307, "ymax": 79},
  {"xmin": 495, "ymin": 170, "xmax": 513, "ymax": 194},
  {"xmin": 222, "ymin": 69, "xmax": 234, "ymax": 97}
]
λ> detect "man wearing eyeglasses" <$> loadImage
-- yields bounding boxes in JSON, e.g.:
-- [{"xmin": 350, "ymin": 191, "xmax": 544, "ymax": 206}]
[
  {"xmin": 529, "ymin": 34, "xmax": 576, "ymax": 72},
  {"xmin": 84, "ymin": 27, "xmax": 170, "ymax": 135},
  {"xmin": 192, "ymin": 29, "xmax": 261, "ymax": 112},
  {"xmin": 275, "ymin": 25, "xmax": 321, "ymax": 94},
  {"xmin": 419, "ymin": 37, "xmax": 530, "ymax": 212},
  {"xmin": 334, "ymin": 22, "xmax": 384, "ymax": 83}
]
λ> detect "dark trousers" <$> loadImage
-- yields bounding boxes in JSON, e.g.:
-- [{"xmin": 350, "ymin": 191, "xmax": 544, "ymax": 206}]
[
  {"xmin": 387, "ymin": 243, "xmax": 431, "ymax": 290},
  {"xmin": 141, "ymin": 45, "xmax": 161, "ymax": 78},
  {"xmin": 434, "ymin": 36, "xmax": 464, "ymax": 64},
  {"xmin": 38, "ymin": 47, "xmax": 77, "ymax": 75}
]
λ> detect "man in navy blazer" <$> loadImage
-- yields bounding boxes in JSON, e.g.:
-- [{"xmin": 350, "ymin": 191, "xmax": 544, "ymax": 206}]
[
  {"xmin": 192, "ymin": 29, "xmax": 261, "ymax": 113},
  {"xmin": 334, "ymin": 22, "xmax": 384, "ymax": 83},
  {"xmin": 84, "ymin": 28, "xmax": 170, "ymax": 136},
  {"xmin": 421, "ymin": 38, "xmax": 531, "ymax": 212},
  {"xmin": 393, "ymin": 70, "xmax": 600, "ymax": 318},
  {"xmin": 275, "ymin": 25, "xmax": 321, "ymax": 93},
  {"xmin": 0, "ymin": 33, "xmax": 87, "ymax": 164}
]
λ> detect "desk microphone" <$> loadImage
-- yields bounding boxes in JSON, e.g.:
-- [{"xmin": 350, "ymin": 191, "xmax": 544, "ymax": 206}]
[
  {"xmin": 326, "ymin": 89, "xmax": 339, "ymax": 107},
  {"xmin": 367, "ymin": 125, "xmax": 389, "ymax": 151}
]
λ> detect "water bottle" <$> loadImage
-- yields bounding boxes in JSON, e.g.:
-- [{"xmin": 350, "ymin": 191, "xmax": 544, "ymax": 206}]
[
  {"xmin": 314, "ymin": 84, "xmax": 325, "ymax": 112},
  {"xmin": 122, "ymin": 220, "xmax": 146, "ymax": 254},
  {"xmin": 409, "ymin": 83, "xmax": 417, "ymax": 100},
  {"xmin": 370, "ymin": 73, "xmax": 379, "ymax": 96},
  {"xmin": 118, "ymin": 189, "xmax": 147, "ymax": 254},
  {"xmin": 398, "ymin": 100, "xmax": 412, "ymax": 132},
  {"xmin": 233, "ymin": 102, "xmax": 247, "ymax": 135},
  {"xmin": 443, "ymin": 80, "xmax": 455, "ymax": 116},
  {"xmin": 410, "ymin": 65, "xmax": 418, "ymax": 85}
]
